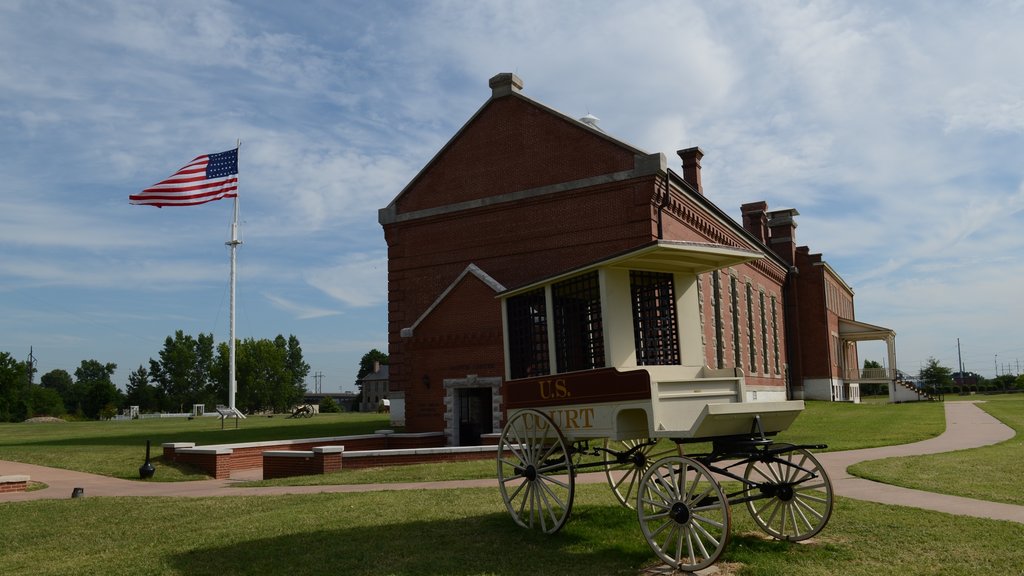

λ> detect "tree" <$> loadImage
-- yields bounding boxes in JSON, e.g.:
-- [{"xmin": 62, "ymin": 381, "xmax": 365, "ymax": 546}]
[
  {"xmin": 357, "ymin": 349, "xmax": 389, "ymax": 380},
  {"xmin": 149, "ymin": 331, "xmax": 215, "ymax": 411},
  {"xmin": 216, "ymin": 334, "xmax": 309, "ymax": 413},
  {"xmin": 40, "ymin": 369, "xmax": 75, "ymax": 412},
  {"xmin": 125, "ymin": 365, "xmax": 158, "ymax": 412},
  {"xmin": 919, "ymin": 357, "xmax": 953, "ymax": 390},
  {"xmin": 0, "ymin": 352, "xmax": 28, "ymax": 421},
  {"xmin": 24, "ymin": 385, "xmax": 65, "ymax": 417},
  {"xmin": 75, "ymin": 359, "xmax": 122, "ymax": 419},
  {"xmin": 319, "ymin": 396, "xmax": 341, "ymax": 413}
]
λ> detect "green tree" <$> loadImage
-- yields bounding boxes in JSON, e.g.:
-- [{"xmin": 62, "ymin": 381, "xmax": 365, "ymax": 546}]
[
  {"xmin": 125, "ymin": 365, "xmax": 158, "ymax": 412},
  {"xmin": 75, "ymin": 359, "xmax": 122, "ymax": 419},
  {"xmin": 40, "ymin": 369, "xmax": 75, "ymax": 412},
  {"xmin": 149, "ymin": 331, "xmax": 215, "ymax": 411},
  {"xmin": 357, "ymin": 349, "xmax": 389, "ymax": 379},
  {"xmin": 217, "ymin": 334, "xmax": 309, "ymax": 413},
  {"xmin": 919, "ymin": 357, "xmax": 953, "ymax": 390},
  {"xmin": 24, "ymin": 385, "xmax": 66, "ymax": 417},
  {"xmin": 319, "ymin": 396, "xmax": 341, "ymax": 413},
  {"xmin": 0, "ymin": 352, "xmax": 27, "ymax": 421}
]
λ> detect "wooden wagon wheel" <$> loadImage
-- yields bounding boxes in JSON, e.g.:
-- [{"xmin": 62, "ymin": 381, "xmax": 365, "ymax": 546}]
[
  {"xmin": 602, "ymin": 438, "xmax": 682, "ymax": 509},
  {"xmin": 637, "ymin": 456, "xmax": 731, "ymax": 572},
  {"xmin": 497, "ymin": 409, "xmax": 575, "ymax": 534},
  {"xmin": 743, "ymin": 445, "xmax": 834, "ymax": 541}
]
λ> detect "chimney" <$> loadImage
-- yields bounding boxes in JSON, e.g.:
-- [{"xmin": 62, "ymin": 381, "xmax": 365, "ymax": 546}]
[
  {"xmin": 741, "ymin": 201, "xmax": 769, "ymax": 244},
  {"xmin": 767, "ymin": 208, "xmax": 800, "ymax": 265},
  {"xmin": 677, "ymin": 147, "xmax": 704, "ymax": 194},
  {"xmin": 489, "ymin": 72, "xmax": 524, "ymax": 98},
  {"xmin": 372, "ymin": 360, "xmax": 380, "ymax": 374}
]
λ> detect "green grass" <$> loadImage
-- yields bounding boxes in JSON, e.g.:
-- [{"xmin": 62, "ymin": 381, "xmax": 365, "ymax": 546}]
[
  {"xmin": 1, "ymin": 484, "xmax": 1022, "ymax": 575},
  {"xmin": 242, "ymin": 400, "xmax": 946, "ymax": 488},
  {"xmin": 0, "ymin": 413, "xmax": 389, "ymax": 480},
  {"xmin": 851, "ymin": 395, "xmax": 1024, "ymax": 505}
]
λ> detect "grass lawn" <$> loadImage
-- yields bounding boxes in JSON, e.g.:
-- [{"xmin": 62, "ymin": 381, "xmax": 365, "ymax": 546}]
[
  {"xmin": 0, "ymin": 413, "xmax": 389, "ymax": 480},
  {"xmin": 2, "ymin": 484, "xmax": 1023, "ymax": 576},
  {"xmin": 851, "ymin": 395, "xmax": 1024, "ymax": 505},
  {"xmin": 242, "ymin": 399, "xmax": 946, "ymax": 488}
]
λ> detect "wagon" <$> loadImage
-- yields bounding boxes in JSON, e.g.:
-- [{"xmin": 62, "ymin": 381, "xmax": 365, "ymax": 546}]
[{"xmin": 494, "ymin": 241, "xmax": 834, "ymax": 572}]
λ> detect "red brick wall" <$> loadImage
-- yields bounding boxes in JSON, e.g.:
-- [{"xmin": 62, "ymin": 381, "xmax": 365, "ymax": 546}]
[
  {"xmin": 262, "ymin": 451, "xmax": 342, "ymax": 480},
  {"xmin": 0, "ymin": 480, "xmax": 28, "ymax": 493},
  {"xmin": 395, "ymin": 97, "xmax": 635, "ymax": 214},
  {"xmin": 384, "ymin": 87, "xmax": 794, "ymax": 429},
  {"xmin": 342, "ymin": 450, "xmax": 494, "ymax": 469}
]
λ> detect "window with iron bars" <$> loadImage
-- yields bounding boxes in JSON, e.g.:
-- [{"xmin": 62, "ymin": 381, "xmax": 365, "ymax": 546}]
[
  {"xmin": 553, "ymin": 272, "xmax": 605, "ymax": 372},
  {"xmin": 506, "ymin": 288, "xmax": 549, "ymax": 379},
  {"xmin": 630, "ymin": 271, "xmax": 681, "ymax": 365}
]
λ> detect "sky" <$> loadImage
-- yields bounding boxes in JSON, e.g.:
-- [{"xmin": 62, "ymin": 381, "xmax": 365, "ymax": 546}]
[{"xmin": 2, "ymin": 1, "xmax": 1023, "ymax": 393}]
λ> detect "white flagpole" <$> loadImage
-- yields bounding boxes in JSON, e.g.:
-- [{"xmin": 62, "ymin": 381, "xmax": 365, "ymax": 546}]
[{"xmin": 227, "ymin": 141, "xmax": 244, "ymax": 418}]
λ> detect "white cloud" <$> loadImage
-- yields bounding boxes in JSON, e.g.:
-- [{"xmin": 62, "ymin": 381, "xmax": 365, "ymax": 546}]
[
  {"xmin": 263, "ymin": 292, "xmax": 341, "ymax": 320},
  {"xmin": 306, "ymin": 252, "xmax": 387, "ymax": 308}
]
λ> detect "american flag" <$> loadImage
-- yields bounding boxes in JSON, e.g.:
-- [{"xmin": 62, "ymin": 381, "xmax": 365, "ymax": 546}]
[{"xmin": 130, "ymin": 149, "xmax": 238, "ymax": 207}]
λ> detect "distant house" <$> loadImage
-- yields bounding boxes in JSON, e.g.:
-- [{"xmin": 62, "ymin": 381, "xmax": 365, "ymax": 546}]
[
  {"xmin": 378, "ymin": 73, "xmax": 901, "ymax": 444},
  {"xmin": 357, "ymin": 362, "xmax": 390, "ymax": 414}
]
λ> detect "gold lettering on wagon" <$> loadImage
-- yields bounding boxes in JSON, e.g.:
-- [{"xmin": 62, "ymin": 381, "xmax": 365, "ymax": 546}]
[{"xmin": 538, "ymin": 378, "xmax": 570, "ymax": 400}]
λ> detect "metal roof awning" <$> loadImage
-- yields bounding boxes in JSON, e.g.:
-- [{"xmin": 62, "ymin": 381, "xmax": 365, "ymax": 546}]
[
  {"xmin": 838, "ymin": 318, "xmax": 896, "ymax": 341},
  {"xmin": 500, "ymin": 240, "xmax": 763, "ymax": 298}
]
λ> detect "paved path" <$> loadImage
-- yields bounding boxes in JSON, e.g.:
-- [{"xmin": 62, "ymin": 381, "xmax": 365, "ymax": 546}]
[{"xmin": 3, "ymin": 401, "xmax": 1022, "ymax": 524}]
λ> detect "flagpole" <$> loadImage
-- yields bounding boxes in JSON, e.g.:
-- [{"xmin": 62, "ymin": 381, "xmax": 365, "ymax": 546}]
[{"xmin": 227, "ymin": 141, "xmax": 244, "ymax": 418}]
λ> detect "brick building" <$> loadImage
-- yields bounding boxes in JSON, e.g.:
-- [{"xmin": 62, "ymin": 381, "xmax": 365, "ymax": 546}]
[{"xmin": 378, "ymin": 73, "xmax": 896, "ymax": 443}]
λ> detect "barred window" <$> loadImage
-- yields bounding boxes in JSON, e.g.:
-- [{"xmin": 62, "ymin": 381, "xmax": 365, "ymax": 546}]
[
  {"xmin": 747, "ymin": 283, "xmax": 757, "ymax": 372},
  {"xmin": 760, "ymin": 290, "xmax": 768, "ymax": 374},
  {"xmin": 506, "ymin": 288, "xmax": 549, "ymax": 379},
  {"xmin": 553, "ymin": 272, "xmax": 605, "ymax": 372},
  {"xmin": 731, "ymin": 276, "xmax": 741, "ymax": 368},
  {"xmin": 771, "ymin": 295, "xmax": 781, "ymax": 374},
  {"xmin": 712, "ymin": 271, "xmax": 724, "ymax": 369},
  {"xmin": 630, "ymin": 271, "xmax": 680, "ymax": 365}
]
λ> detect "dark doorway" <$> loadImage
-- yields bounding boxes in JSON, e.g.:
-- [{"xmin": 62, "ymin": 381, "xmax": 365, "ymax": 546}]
[{"xmin": 458, "ymin": 387, "xmax": 492, "ymax": 446}]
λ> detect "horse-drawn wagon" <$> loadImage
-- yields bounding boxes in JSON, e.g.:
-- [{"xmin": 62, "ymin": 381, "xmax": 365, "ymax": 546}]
[{"xmin": 495, "ymin": 240, "xmax": 833, "ymax": 572}]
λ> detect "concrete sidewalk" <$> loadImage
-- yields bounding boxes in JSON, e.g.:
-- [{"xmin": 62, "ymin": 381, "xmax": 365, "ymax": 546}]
[{"xmin": 3, "ymin": 401, "xmax": 1022, "ymax": 524}]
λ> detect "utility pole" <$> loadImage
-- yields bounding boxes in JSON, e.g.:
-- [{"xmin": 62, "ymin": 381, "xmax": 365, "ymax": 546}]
[
  {"xmin": 313, "ymin": 371, "xmax": 324, "ymax": 394},
  {"xmin": 956, "ymin": 338, "xmax": 964, "ymax": 386}
]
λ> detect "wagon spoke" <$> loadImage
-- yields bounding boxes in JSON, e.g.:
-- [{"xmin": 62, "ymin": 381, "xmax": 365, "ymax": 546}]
[
  {"xmin": 744, "ymin": 446, "xmax": 833, "ymax": 541},
  {"xmin": 638, "ymin": 457, "xmax": 730, "ymax": 572},
  {"xmin": 497, "ymin": 409, "xmax": 574, "ymax": 535}
]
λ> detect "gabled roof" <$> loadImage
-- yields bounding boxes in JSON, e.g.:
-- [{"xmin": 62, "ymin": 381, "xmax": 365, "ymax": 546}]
[
  {"xmin": 400, "ymin": 264, "xmax": 506, "ymax": 337},
  {"xmin": 379, "ymin": 72, "xmax": 660, "ymax": 225},
  {"xmin": 839, "ymin": 318, "xmax": 895, "ymax": 341}
]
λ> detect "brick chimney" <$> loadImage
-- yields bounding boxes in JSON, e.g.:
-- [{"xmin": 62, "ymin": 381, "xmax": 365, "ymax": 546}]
[
  {"xmin": 767, "ymin": 208, "xmax": 800, "ymax": 265},
  {"xmin": 741, "ymin": 201, "xmax": 769, "ymax": 244},
  {"xmin": 677, "ymin": 147, "xmax": 704, "ymax": 195},
  {"xmin": 489, "ymin": 72, "xmax": 524, "ymax": 98}
]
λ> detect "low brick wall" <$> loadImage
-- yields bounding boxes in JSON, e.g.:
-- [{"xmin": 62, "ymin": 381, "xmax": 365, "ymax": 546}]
[
  {"xmin": 342, "ymin": 445, "xmax": 498, "ymax": 469},
  {"xmin": 263, "ymin": 446, "xmax": 344, "ymax": 479},
  {"xmin": 0, "ymin": 475, "xmax": 30, "ymax": 493},
  {"xmin": 163, "ymin": 431, "xmax": 445, "ymax": 479}
]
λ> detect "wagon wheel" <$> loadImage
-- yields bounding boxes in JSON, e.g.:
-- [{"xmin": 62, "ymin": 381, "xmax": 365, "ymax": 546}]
[
  {"xmin": 497, "ymin": 409, "xmax": 575, "ymax": 534},
  {"xmin": 637, "ymin": 456, "xmax": 731, "ymax": 572},
  {"xmin": 602, "ymin": 438, "xmax": 682, "ymax": 509},
  {"xmin": 743, "ymin": 444, "xmax": 834, "ymax": 541}
]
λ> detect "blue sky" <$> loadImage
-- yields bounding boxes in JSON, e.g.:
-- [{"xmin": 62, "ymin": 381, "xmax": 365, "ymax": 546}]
[{"xmin": 2, "ymin": 0, "xmax": 1022, "ymax": 392}]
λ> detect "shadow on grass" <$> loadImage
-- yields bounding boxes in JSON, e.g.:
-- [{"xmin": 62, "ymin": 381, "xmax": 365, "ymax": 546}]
[{"xmin": 167, "ymin": 508, "xmax": 655, "ymax": 576}]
